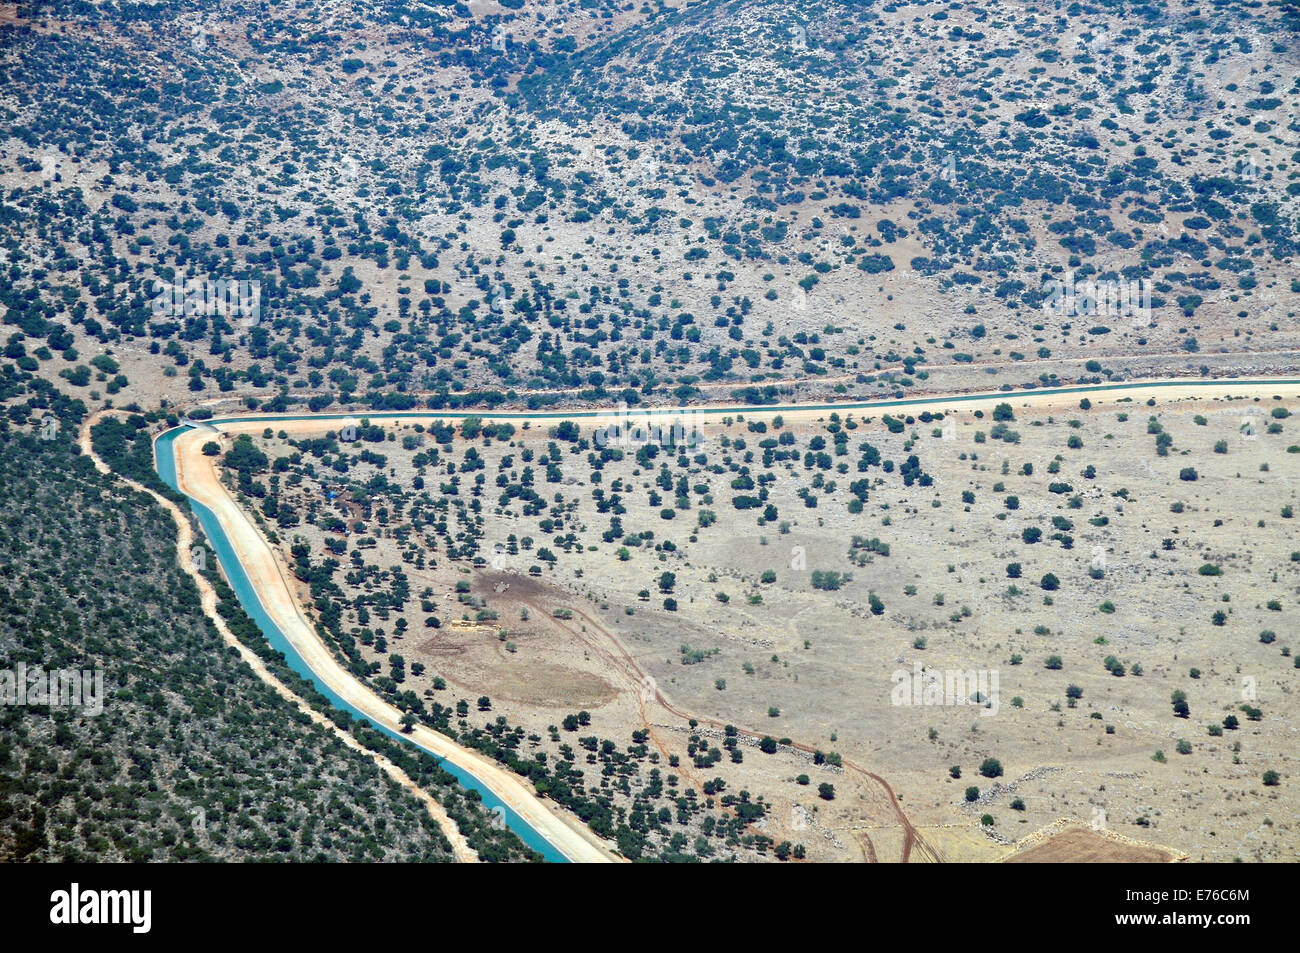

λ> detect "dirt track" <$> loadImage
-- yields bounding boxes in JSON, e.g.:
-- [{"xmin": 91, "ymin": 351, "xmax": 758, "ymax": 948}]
[
  {"xmin": 540, "ymin": 597, "xmax": 939, "ymax": 861},
  {"xmin": 187, "ymin": 376, "xmax": 1300, "ymax": 436}
]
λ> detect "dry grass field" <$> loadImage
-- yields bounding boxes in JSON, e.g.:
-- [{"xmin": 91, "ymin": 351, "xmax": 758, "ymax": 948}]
[{"xmin": 206, "ymin": 382, "xmax": 1299, "ymax": 861}]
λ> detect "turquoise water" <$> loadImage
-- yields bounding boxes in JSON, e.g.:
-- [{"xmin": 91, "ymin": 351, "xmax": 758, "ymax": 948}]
[
  {"xmin": 153, "ymin": 377, "xmax": 1299, "ymax": 863},
  {"xmin": 154, "ymin": 428, "xmax": 569, "ymax": 863}
]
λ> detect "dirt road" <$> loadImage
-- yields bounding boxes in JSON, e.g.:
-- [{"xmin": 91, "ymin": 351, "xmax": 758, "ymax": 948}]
[{"xmin": 185, "ymin": 376, "xmax": 1300, "ymax": 437}]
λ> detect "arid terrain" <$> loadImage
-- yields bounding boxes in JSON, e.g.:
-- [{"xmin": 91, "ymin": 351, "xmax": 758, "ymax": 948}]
[
  {"xmin": 196, "ymin": 379, "xmax": 1300, "ymax": 861},
  {"xmin": 2, "ymin": 0, "xmax": 1297, "ymax": 865}
]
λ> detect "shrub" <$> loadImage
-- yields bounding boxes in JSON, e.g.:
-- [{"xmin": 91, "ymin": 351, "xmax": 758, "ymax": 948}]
[{"xmin": 810, "ymin": 570, "xmax": 846, "ymax": 591}]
